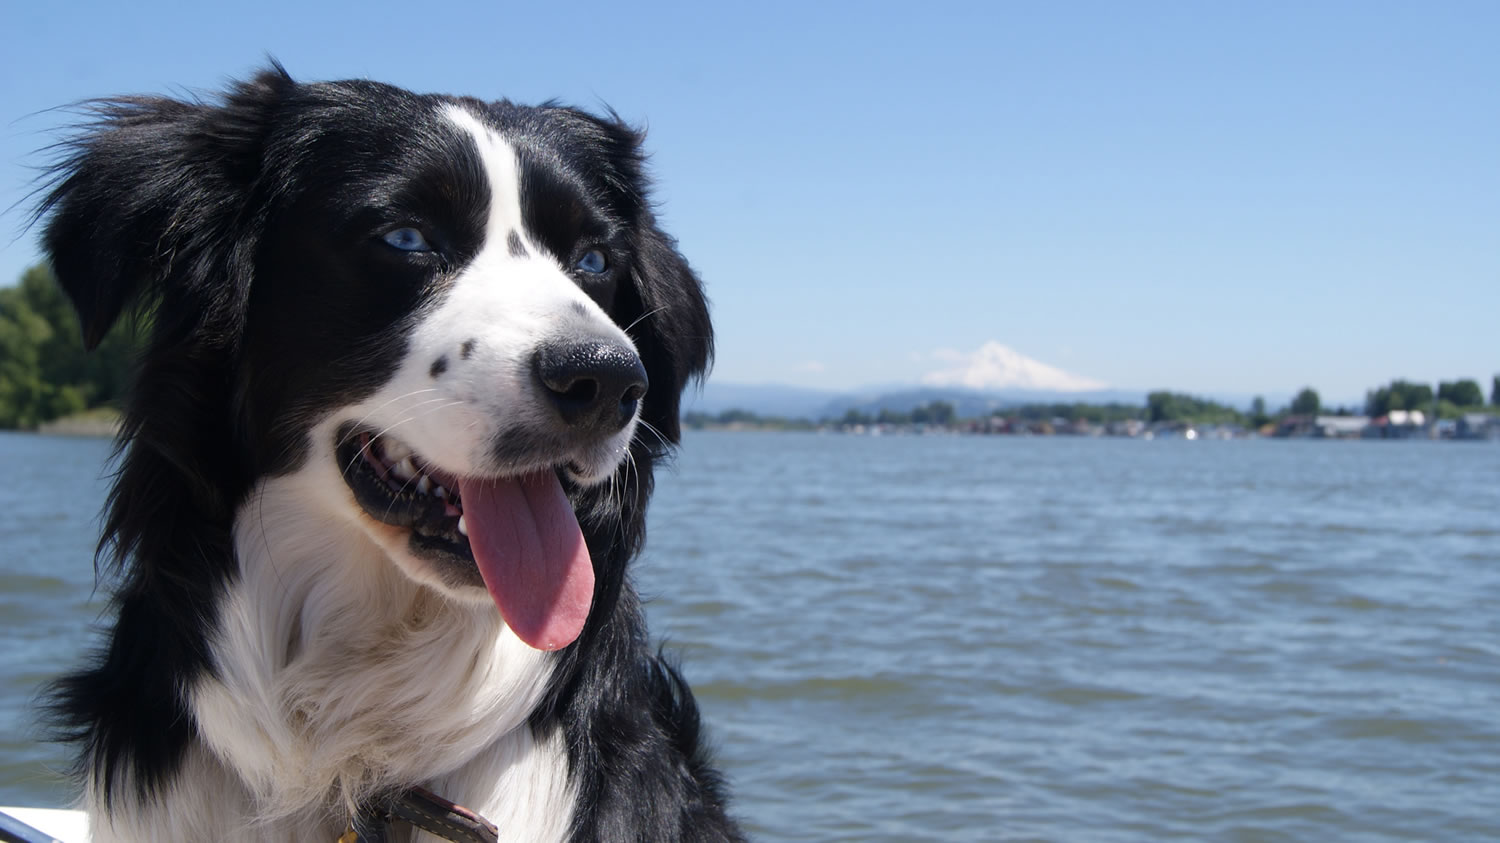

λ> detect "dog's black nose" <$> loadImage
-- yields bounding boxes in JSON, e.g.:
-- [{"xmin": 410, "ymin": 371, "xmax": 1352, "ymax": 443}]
[{"xmin": 535, "ymin": 339, "xmax": 649, "ymax": 433}]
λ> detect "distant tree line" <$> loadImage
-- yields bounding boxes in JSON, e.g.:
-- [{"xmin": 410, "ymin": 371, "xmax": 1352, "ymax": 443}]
[
  {"xmin": 1363, "ymin": 378, "xmax": 1494, "ymax": 420},
  {"xmin": 0, "ymin": 264, "xmax": 142, "ymax": 429},
  {"xmin": 682, "ymin": 409, "xmax": 817, "ymax": 431},
  {"xmin": 1145, "ymin": 391, "xmax": 1247, "ymax": 425},
  {"xmin": 840, "ymin": 401, "xmax": 957, "ymax": 427},
  {"xmin": 686, "ymin": 401, "xmax": 963, "ymax": 431},
  {"xmin": 691, "ymin": 380, "xmax": 1499, "ymax": 434},
  {"xmin": 1005, "ymin": 402, "xmax": 1143, "ymax": 424},
  {"xmin": 797, "ymin": 383, "xmax": 1498, "ymax": 433},
  {"xmin": 1365, "ymin": 380, "xmax": 1434, "ymax": 417}
]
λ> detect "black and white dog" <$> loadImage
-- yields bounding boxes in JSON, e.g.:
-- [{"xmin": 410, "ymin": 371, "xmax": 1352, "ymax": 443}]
[{"xmin": 38, "ymin": 66, "xmax": 741, "ymax": 841}]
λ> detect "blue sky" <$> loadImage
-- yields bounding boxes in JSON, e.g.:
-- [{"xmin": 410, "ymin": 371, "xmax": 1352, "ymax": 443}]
[{"xmin": 3, "ymin": 1, "xmax": 1495, "ymax": 403}]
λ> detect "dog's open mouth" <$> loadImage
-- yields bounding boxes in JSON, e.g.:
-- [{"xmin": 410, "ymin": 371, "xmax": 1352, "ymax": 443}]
[
  {"xmin": 341, "ymin": 429, "xmax": 468, "ymax": 541},
  {"xmin": 336, "ymin": 425, "xmax": 595, "ymax": 651}
]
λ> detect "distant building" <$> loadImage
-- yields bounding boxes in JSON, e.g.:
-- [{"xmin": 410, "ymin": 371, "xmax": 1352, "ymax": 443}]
[
  {"xmin": 1274, "ymin": 415, "xmax": 1315, "ymax": 438},
  {"xmin": 1062, "ymin": 418, "xmax": 1099, "ymax": 436},
  {"xmin": 1457, "ymin": 413, "xmax": 1500, "ymax": 441},
  {"xmin": 1203, "ymin": 424, "xmax": 1246, "ymax": 440},
  {"xmin": 1388, "ymin": 409, "xmax": 1425, "ymax": 427},
  {"xmin": 1313, "ymin": 415, "xmax": 1371, "ymax": 439},
  {"xmin": 1370, "ymin": 409, "xmax": 1428, "ymax": 439}
]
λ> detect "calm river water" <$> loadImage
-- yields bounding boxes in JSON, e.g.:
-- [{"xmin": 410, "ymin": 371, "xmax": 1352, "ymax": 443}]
[{"xmin": 2, "ymin": 431, "xmax": 1497, "ymax": 840}]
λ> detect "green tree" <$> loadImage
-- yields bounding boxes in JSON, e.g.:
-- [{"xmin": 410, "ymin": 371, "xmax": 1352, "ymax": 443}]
[
  {"xmin": 1493, "ymin": 375, "xmax": 1500, "ymax": 407},
  {"xmin": 1147, "ymin": 391, "xmax": 1243, "ymax": 425},
  {"xmin": 1289, "ymin": 387, "xmax": 1321, "ymax": 417},
  {"xmin": 1366, "ymin": 380, "xmax": 1434, "ymax": 417},
  {"xmin": 0, "ymin": 290, "xmax": 52, "ymax": 428},
  {"xmin": 841, "ymin": 408, "xmax": 872, "ymax": 426},
  {"xmin": 1435, "ymin": 399, "xmax": 1465, "ymax": 420},
  {"xmin": 1146, "ymin": 391, "xmax": 1180, "ymax": 423},
  {"xmin": 0, "ymin": 263, "xmax": 141, "ymax": 429},
  {"xmin": 1437, "ymin": 379, "xmax": 1484, "ymax": 408},
  {"xmin": 926, "ymin": 401, "xmax": 956, "ymax": 426},
  {"xmin": 1248, "ymin": 396, "xmax": 1270, "ymax": 428}
]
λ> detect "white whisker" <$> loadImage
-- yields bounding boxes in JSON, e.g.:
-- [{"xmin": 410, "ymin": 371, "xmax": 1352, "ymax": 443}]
[
  {"xmin": 335, "ymin": 389, "xmax": 442, "ymax": 448},
  {"xmin": 636, "ymin": 419, "xmax": 672, "ymax": 453},
  {"xmin": 337, "ymin": 398, "xmax": 460, "ymax": 478},
  {"xmin": 622, "ymin": 304, "xmax": 668, "ymax": 336}
]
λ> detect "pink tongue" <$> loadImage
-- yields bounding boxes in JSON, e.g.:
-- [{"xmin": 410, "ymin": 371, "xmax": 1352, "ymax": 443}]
[{"xmin": 457, "ymin": 471, "xmax": 594, "ymax": 651}]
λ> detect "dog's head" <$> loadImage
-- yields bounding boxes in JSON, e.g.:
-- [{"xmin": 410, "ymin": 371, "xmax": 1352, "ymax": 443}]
[{"xmin": 40, "ymin": 66, "xmax": 711, "ymax": 651}]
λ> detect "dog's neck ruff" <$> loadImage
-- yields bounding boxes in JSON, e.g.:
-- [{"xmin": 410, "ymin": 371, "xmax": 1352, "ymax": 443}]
[{"xmin": 169, "ymin": 469, "xmax": 575, "ymax": 840}]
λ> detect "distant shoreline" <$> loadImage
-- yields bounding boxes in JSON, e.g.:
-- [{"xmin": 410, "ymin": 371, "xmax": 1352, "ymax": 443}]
[
  {"xmin": 34, "ymin": 408, "xmax": 121, "ymax": 438},
  {"xmin": 685, "ymin": 416, "xmax": 1500, "ymax": 441}
]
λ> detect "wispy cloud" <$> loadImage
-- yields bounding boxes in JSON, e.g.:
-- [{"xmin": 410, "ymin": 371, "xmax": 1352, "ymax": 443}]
[
  {"xmin": 920, "ymin": 341, "xmax": 1108, "ymax": 392},
  {"xmin": 794, "ymin": 360, "xmax": 827, "ymax": 373}
]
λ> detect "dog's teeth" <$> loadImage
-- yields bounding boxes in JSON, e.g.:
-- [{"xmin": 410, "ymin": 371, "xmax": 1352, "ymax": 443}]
[
  {"xmin": 383, "ymin": 439, "xmax": 413, "ymax": 461},
  {"xmin": 393, "ymin": 457, "xmax": 417, "ymax": 481},
  {"xmin": 433, "ymin": 485, "xmax": 446, "ymax": 499},
  {"xmin": 457, "ymin": 516, "xmax": 468, "ymax": 536},
  {"xmin": 416, "ymin": 475, "xmax": 432, "ymax": 494}
]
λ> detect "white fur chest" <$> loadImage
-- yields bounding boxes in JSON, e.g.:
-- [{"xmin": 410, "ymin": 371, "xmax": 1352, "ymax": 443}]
[{"xmin": 92, "ymin": 475, "xmax": 579, "ymax": 842}]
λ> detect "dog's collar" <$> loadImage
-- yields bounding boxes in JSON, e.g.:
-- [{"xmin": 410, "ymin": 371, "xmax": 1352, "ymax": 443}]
[{"xmin": 340, "ymin": 786, "xmax": 499, "ymax": 843}]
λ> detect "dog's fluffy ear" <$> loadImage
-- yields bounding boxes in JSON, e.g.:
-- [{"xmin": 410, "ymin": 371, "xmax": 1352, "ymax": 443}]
[
  {"xmin": 564, "ymin": 112, "xmax": 713, "ymax": 446},
  {"xmin": 38, "ymin": 66, "xmax": 296, "ymax": 350},
  {"xmin": 628, "ymin": 220, "xmax": 713, "ymax": 445}
]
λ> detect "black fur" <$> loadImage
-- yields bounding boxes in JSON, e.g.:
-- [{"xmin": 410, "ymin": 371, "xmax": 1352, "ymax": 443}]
[{"xmin": 37, "ymin": 65, "xmax": 740, "ymax": 839}]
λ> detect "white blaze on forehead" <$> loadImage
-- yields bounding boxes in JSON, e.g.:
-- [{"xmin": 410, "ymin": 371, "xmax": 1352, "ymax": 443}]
[
  {"xmin": 433, "ymin": 101, "xmax": 629, "ymax": 346},
  {"xmin": 441, "ymin": 104, "xmax": 531, "ymax": 255}
]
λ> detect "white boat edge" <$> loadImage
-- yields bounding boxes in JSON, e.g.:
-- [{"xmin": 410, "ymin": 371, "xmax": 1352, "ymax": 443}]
[{"xmin": 0, "ymin": 806, "xmax": 89, "ymax": 843}]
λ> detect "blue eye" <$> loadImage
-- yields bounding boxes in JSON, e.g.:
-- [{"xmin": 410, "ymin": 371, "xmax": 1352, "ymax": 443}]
[
  {"xmin": 381, "ymin": 227, "xmax": 432, "ymax": 252},
  {"xmin": 576, "ymin": 249, "xmax": 608, "ymax": 274}
]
